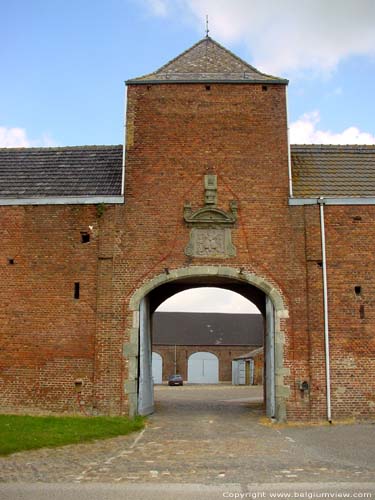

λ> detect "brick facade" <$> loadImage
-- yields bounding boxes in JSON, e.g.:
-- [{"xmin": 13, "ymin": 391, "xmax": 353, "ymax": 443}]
[
  {"xmin": 1, "ymin": 41, "xmax": 374, "ymax": 421},
  {"xmin": 153, "ymin": 345, "xmax": 260, "ymax": 382}
]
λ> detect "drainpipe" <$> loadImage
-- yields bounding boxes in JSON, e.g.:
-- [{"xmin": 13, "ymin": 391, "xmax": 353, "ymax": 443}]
[
  {"xmin": 286, "ymin": 86, "xmax": 293, "ymax": 198},
  {"xmin": 121, "ymin": 83, "xmax": 127, "ymax": 197},
  {"xmin": 174, "ymin": 344, "xmax": 177, "ymax": 375},
  {"xmin": 318, "ymin": 197, "xmax": 332, "ymax": 423}
]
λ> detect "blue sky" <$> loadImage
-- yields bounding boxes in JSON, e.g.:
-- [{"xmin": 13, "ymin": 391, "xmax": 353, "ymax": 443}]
[{"xmin": 1, "ymin": 0, "xmax": 375, "ymax": 148}]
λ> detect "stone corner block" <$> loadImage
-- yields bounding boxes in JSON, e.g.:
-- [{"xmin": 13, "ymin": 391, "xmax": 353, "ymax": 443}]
[
  {"xmin": 124, "ymin": 380, "xmax": 137, "ymax": 394},
  {"xmin": 123, "ymin": 343, "xmax": 138, "ymax": 357}
]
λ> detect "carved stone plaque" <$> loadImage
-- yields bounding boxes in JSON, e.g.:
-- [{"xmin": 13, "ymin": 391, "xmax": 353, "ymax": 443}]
[
  {"xmin": 185, "ymin": 227, "xmax": 236, "ymax": 258},
  {"xmin": 184, "ymin": 174, "xmax": 237, "ymax": 258}
]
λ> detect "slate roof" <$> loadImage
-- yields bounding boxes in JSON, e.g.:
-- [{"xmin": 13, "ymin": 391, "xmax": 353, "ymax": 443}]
[
  {"xmin": 291, "ymin": 145, "xmax": 375, "ymax": 198},
  {"xmin": 152, "ymin": 312, "xmax": 264, "ymax": 346},
  {"xmin": 0, "ymin": 145, "xmax": 122, "ymax": 198},
  {"xmin": 1, "ymin": 144, "xmax": 375, "ymax": 201},
  {"xmin": 127, "ymin": 37, "xmax": 287, "ymax": 84}
]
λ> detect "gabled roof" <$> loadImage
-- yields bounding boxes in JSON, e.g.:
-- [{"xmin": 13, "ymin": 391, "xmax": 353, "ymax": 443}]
[
  {"xmin": 291, "ymin": 145, "xmax": 375, "ymax": 198},
  {"xmin": 0, "ymin": 145, "xmax": 122, "ymax": 199},
  {"xmin": 127, "ymin": 37, "xmax": 287, "ymax": 85},
  {"xmin": 1, "ymin": 144, "xmax": 375, "ymax": 203},
  {"xmin": 152, "ymin": 312, "xmax": 264, "ymax": 346}
]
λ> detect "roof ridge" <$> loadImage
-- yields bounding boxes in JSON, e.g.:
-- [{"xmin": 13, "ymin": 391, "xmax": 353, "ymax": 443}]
[
  {"xmin": 127, "ymin": 36, "xmax": 287, "ymax": 84},
  {"xmin": 126, "ymin": 37, "xmax": 210, "ymax": 82},
  {"xmin": 0, "ymin": 144, "xmax": 122, "ymax": 152},
  {"xmin": 204, "ymin": 36, "xmax": 282, "ymax": 81},
  {"xmin": 153, "ymin": 37, "xmax": 209, "ymax": 74}
]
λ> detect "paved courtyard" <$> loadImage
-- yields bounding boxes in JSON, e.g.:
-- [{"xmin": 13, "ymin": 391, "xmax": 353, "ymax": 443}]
[{"xmin": 0, "ymin": 385, "xmax": 374, "ymax": 484}]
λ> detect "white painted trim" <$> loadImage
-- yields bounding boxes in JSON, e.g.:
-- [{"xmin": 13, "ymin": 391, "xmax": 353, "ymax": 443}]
[
  {"xmin": 0, "ymin": 196, "xmax": 124, "ymax": 206},
  {"xmin": 289, "ymin": 197, "xmax": 375, "ymax": 206},
  {"xmin": 285, "ymin": 87, "xmax": 293, "ymax": 198},
  {"xmin": 121, "ymin": 84, "xmax": 127, "ymax": 196}
]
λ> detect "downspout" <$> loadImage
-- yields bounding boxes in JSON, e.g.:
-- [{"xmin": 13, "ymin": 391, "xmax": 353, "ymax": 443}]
[
  {"xmin": 121, "ymin": 83, "xmax": 127, "ymax": 197},
  {"xmin": 318, "ymin": 197, "xmax": 332, "ymax": 423},
  {"xmin": 174, "ymin": 345, "xmax": 177, "ymax": 375},
  {"xmin": 286, "ymin": 86, "xmax": 293, "ymax": 198}
]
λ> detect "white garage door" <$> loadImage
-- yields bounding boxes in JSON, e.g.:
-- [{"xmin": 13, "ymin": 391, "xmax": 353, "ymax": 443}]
[
  {"xmin": 188, "ymin": 352, "xmax": 219, "ymax": 384},
  {"xmin": 152, "ymin": 352, "xmax": 163, "ymax": 384}
]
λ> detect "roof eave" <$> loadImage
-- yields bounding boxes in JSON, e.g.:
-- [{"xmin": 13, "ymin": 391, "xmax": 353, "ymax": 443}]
[
  {"xmin": 0, "ymin": 195, "xmax": 124, "ymax": 206},
  {"xmin": 126, "ymin": 78, "xmax": 289, "ymax": 85},
  {"xmin": 289, "ymin": 197, "xmax": 375, "ymax": 206}
]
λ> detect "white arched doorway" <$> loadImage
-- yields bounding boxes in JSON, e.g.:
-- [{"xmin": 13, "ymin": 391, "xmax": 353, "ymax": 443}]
[
  {"xmin": 188, "ymin": 351, "xmax": 219, "ymax": 384},
  {"xmin": 152, "ymin": 352, "xmax": 163, "ymax": 384}
]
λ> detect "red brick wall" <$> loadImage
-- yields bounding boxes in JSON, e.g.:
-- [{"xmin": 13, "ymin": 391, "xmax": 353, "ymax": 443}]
[
  {"xmin": 1, "ymin": 81, "xmax": 374, "ymax": 421},
  {"xmin": 303, "ymin": 204, "xmax": 375, "ymax": 420},
  {"xmin": 253, "ymin": 351, "xmax": 264, "ymax": 386},
  {"xmin": 153, "ymin": 345, "xmax": 260, "ymax": 382},
  {"xmin": 0, "ymin": 204, "xmax": 114, "ymax": 414},
  {"xmin": 117, "ymin": 82, "xmax": 311, "ymax": 419}
]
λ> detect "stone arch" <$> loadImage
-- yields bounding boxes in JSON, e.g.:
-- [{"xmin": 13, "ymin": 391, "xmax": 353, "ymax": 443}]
[{"xmin": 124, "ymin": 266, "xmax": 290, "ymax": 421}]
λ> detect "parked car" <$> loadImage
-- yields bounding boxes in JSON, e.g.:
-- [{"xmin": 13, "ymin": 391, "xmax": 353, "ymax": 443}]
[{"xmin": 168, "ymin": 374, "xmax": 183, "ymax": 386}]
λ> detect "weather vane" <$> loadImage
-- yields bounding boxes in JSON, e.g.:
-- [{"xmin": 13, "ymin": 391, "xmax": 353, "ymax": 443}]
[{"xmin": 205, "ymin": 15, "xmax": 209, "ymax": 37}]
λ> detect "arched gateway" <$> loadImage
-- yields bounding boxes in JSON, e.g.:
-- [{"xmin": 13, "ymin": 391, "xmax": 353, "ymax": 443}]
[{"xmin": 125, "ymin": 266, "xmax": 289, "ymax": 422}]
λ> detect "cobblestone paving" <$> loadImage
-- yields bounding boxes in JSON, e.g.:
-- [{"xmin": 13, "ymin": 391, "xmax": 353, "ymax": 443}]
[{"xmin": 1, "ymin": 385, "xmax": 374, "ymax": 484}]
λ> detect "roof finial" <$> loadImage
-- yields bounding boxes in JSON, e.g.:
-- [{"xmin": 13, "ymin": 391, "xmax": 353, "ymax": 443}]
[{"xmin": 205, "ymin": 15, "xmax": 209, "ymax": 38}]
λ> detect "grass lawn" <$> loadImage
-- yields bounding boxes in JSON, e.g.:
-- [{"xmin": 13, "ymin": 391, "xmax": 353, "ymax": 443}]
[{"xmin": 0, "ymin": 414, "xmax": 145, "ymax": 456}]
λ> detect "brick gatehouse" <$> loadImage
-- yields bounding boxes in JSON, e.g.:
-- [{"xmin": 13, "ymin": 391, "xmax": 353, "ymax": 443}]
[{"xmin": 1, "ymin": 37, "xmax": 374, "ymax": 421}]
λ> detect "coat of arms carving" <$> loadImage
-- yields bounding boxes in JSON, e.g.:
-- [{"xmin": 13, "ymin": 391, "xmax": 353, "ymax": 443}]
[{"xmin": 184, "ymin": 175, "xmax": 237, "ymax": 258}]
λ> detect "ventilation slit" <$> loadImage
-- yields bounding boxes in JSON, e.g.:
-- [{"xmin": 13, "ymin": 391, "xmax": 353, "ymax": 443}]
[
  {"xmin": 81, "ymin": 232, "xmax": 90, "ymax": 243},
  {"xmin": 360, "ymin": 305, "xmax": 365, "ymax": 319}
]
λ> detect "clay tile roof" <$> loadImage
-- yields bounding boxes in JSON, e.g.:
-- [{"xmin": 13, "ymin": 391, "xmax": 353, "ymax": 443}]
[
  {"xmin": 291, "ymin": 145, "xmax": 375, "ymax": 198},
  {"xmin": 127, "ymin": 37, "xmax": 287, "ymax": 84},
  {"xmin": 0, "ymin": 145, "xmax": 122, "ymax": 198}
]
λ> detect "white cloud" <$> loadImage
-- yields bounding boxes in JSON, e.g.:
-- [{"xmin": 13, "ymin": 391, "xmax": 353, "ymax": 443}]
[
  {"xmin": 0, "ymin": 126, "xmax": 57, "ymax": 148},
  {"xmin": 142, "ymin": 0, "xmax": 375, "ymax": 75},
  {"xmin": 157, "ymin": 287, "xmax": 260, "ymax": 313},
  {"xmin": 290, "ymin": 111, "xmax": 375, "ymax": 145},
  {"xmin": 0, "ymin": 127, "xmax": 30, "ymax": 148},
  {"xmin": 143, "ymin": 0, "xmax": 169, "ymax": 16}
]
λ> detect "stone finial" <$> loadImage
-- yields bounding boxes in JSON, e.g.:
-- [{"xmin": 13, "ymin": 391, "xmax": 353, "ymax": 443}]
[{"xmin": 204, "ymin": 174, "xmax": 217, "ymax": 206}]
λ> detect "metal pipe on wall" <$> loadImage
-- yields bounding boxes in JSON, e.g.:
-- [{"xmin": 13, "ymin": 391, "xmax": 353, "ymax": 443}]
[
  {"xmin": 318, "ymin": 197, "xmax": 332, "ymax": 423},
  {"xmin": 286, "ymin": 86, "xmax": 293, "ymax": 199},
  {"xmin": 121, "ymin": 84, "xmax": 127, "ymax": 197},
  {"xmin": 174, "ymin": 344, "xmax": 177, "ymax": 375}
]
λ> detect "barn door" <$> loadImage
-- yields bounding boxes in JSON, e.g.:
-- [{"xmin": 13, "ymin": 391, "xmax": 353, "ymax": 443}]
[
  {"xmin": 265, "ymin": 296, "xmax": 276, "ymax": 418},
  {"xmin": 188, "ymin": 352, "xmax": 219, "ymax": 383},
  {"xmin": 138, "ymin": 297, "xmax": 154, "ymax": 415},
  {"xmin": 152, "ymin": 352, "xmax": 163, "ymax": 384}
]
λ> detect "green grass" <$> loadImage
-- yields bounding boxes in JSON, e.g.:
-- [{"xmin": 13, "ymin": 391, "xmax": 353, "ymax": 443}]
[{"xmin": 0, "ymin": 414, "xmax": 145, "ymax": 456}]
